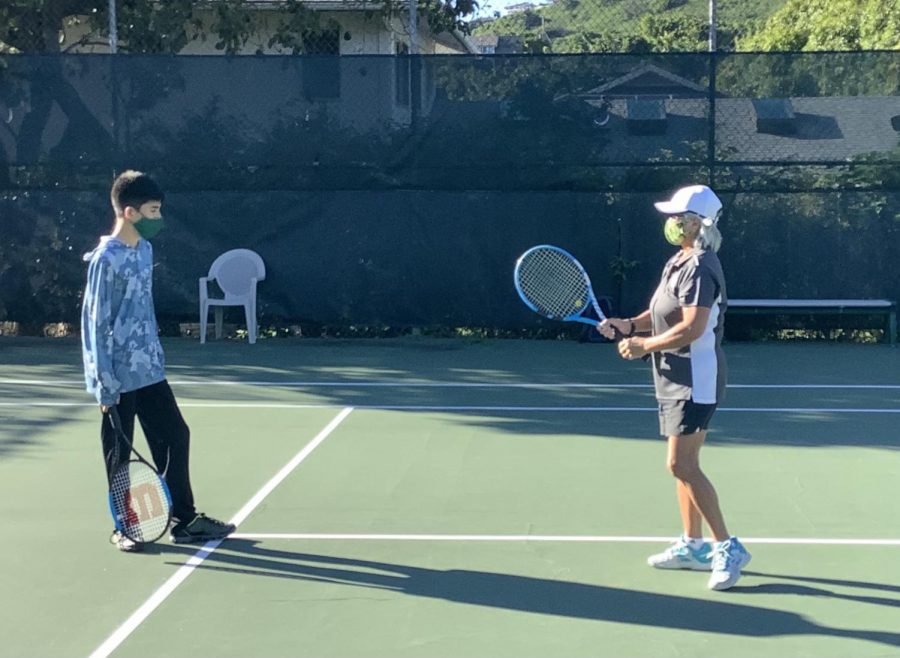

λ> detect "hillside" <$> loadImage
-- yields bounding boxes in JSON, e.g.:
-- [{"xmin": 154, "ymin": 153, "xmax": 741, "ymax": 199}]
[{"xmin": 473, "ymin": 0, "xmax": 789, "ymax": 52}]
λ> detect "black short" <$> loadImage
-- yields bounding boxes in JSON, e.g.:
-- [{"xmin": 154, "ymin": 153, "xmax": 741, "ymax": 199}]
[{"xmin": 658, "ymin": 399, "xmax": 717, "ymax": 437}]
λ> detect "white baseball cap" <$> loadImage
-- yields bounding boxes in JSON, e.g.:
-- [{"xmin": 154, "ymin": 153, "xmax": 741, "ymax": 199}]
[{"xmin": 654, "ymin": 185, "xmax": 722, "ymax": 226}]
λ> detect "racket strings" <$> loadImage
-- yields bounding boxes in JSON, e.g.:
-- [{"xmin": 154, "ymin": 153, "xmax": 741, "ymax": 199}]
[
  {"xmin": 110, "ymin": 461, "xmax": 170, "ymax": 542},
  {"xmin": 518, "ymin": 249, "xmax": 590, "ymax": 318}
]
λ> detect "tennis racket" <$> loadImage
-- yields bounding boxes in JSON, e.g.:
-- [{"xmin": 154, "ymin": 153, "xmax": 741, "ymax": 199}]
[
  {"xmin": 107, "ymin": 407, "xmax": 172, "ymax": 544},
  {"xmin": 514, "ymin": 245, "xmax": 650, "ymax": 361},
  {"xmin": 514, "ymin": 244, "xmax": 622, "ymax": 334}
]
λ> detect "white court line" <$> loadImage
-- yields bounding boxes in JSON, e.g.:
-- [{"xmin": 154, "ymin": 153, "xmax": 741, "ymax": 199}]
[
  {"xmin": 1, "ymin": 378, "xmax": 899, "ymax": 389},
  {"xmin": 4, "ymin": 401, "xmax": 900, "ymax": 413},
  {"xmin": 230, "ymin": 533, "xmax": 900, "ymax": 546},
  {"xmin": 87, "ymin": 406, "xmax": 354, "ymax": 658}
]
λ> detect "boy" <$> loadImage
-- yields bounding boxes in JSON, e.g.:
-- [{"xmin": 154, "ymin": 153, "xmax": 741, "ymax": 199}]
[{"xmin": 81, "ymin": 170, "xmax": 235, "ymax": 552}]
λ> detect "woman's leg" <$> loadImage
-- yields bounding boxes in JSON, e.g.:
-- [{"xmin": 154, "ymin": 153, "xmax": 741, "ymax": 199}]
[
  {"xmin": 676, "ymin": 479, "xmax": 703, "ymax": 538},
  {"xmin": 666, "ymin": 431, "xmax": 729, "ymax": 542}
]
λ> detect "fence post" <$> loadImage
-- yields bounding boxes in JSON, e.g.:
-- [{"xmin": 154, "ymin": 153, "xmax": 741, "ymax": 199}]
[
  {"xmin": 408, "ymin": 0, "xmax": 418, "ymax": 54},
  {"xmin": 707, "ymin": 0, "xmax": 717, "ymax": 187},
  {"xmin": 108, "ymin": 0, "xmax": 118, "ymax": 53},
  {"xmin": 109, "ymin": 0, "xmax": 120, "ymax": 178}
]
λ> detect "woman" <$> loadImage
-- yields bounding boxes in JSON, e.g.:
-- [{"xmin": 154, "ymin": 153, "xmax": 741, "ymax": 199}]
[{"xmin": 599, "ymin": 184, "xmax": 750, "ymax": 591}]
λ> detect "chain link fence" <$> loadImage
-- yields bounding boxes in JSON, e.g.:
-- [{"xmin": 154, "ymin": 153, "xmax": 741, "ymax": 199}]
[
  {"xmin": 0, "ymin": 50, "xmax": 897, "ymax": 331},
  {"xmin": 2, "ymin": 1, "xmax": 894, "ymax": 56},
  {"xmin": 471, "ymin": 0, "xmax": 786, "ymax": 53},
  {"xmin": 1, "ymin": 1, "xmax": 364, "ymax": 55}
]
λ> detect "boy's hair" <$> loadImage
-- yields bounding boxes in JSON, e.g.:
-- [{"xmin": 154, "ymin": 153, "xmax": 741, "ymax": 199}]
[{"xmin": 110, "ymin": 170, "xmax": 164, "ymax": 216}]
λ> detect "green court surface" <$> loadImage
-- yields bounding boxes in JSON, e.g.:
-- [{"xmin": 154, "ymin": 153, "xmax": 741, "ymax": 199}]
[{"xmin": 1, "ymin": 336, "xmax": 899, "ymax": 658}]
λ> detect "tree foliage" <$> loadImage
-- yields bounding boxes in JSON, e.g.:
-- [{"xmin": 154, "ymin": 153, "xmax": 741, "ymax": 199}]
[
  {"xmin": 475, "ymin": 0, "xmax": 739, "ymax": 53},
  {"xmin": 740, "ymin": 0, "xmax": 900, "ymax": 51},
  {"xmin": 0, "ymin": 0, "xmax": 476, "ymax": 54},
  {"xmin": 473, "ymin": 0, "xmax": 900, "ymax": 53},
  {"xmin": 636, "ymin": 14, "xmax": 707, "ymax": 52}
]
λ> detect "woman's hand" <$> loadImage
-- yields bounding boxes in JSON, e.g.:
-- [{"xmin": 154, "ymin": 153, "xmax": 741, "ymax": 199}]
[
  {"xmin": 618, "ymin": 336, "xmax": 649, "ymax": 360},
  {"xmin": 597, "ymin": 318, "xmax": 631, "ymax": 340}
]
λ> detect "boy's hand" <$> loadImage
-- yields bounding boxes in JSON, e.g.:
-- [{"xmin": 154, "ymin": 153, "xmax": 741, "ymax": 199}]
[{"xmin": 100, "ymin": 396, "xmax": 120, "ymax": 413}]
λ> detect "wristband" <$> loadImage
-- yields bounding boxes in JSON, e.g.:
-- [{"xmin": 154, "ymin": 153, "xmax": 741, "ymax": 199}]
[{"xmin": 628, "ymin": 319, "xmax": 635, "ymax": 337}]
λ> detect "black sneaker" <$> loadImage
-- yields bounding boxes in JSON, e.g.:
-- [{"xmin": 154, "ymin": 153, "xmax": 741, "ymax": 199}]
[
  {"xmin": 110, "ymin": 529, "xmax": 144, "ymax": 553},
  {"xmin": 169, "ymin": 513, "xmax": 236, "ymax": 544}
]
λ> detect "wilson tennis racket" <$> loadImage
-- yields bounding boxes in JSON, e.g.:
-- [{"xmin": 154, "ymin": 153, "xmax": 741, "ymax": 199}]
[
  {"xmin": 107, "ymin": 407, "xmax": 172, "ymax": 544},
  {"xmin": 514, "ymin": 244, "xmax": 624, "ymax": 338}
]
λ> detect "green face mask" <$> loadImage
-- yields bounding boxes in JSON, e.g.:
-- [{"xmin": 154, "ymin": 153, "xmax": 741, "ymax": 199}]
[
  {"xmin": 664, "ymin": 217, "xmax": 685, "ymax": 245},
  {"xmin": 135, "ymin": 215, "xmax": 165, "ymax": 240}
]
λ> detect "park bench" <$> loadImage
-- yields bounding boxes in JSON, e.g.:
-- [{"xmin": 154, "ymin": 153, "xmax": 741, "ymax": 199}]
[{"xmin": 727, "ymin": 299, "xmax": 897, "ymax": 344}]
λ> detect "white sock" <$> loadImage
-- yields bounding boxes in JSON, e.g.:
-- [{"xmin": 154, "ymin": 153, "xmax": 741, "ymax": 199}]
[{"xmin": 683, "ymin": 535, "xmax": 704, "ymax": 550}]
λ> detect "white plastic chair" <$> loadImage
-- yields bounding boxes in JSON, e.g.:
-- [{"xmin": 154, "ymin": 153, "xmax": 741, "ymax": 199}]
[{"xmin": 199, "ymin": 249, "xmax": 266, "ymax": 344}]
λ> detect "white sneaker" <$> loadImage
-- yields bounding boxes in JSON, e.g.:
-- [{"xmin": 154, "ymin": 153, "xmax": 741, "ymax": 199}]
[
  {"xmin": 648, "ymin": 536, "xmax": 713, "ymax": 571},
  {"xmin": 708, "ymin": 537, "xmax": 752, "ymax": 590}
]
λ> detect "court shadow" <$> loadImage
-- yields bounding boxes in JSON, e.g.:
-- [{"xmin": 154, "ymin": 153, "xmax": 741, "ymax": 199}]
[
  {"xmin": 742, "ymin": 570, "xmax": 900, "ymax": 594},
  {"xmin": 6, "ymin": 336, "xmax": 900, "ymax": 452},
  {"xmin": 732, "ymin": 570, "xmax": 900, "ymax": 609},
  {"xmin": 0, "ymin": 405, "xmax": 79, "ymax": 458},
  {"xmin": 161, "ymin": 539, "xmax": 900, "ymax": 649},
  {"xmin": 732, "ymin": 583, "xmax": 900, "ymax": 610}
]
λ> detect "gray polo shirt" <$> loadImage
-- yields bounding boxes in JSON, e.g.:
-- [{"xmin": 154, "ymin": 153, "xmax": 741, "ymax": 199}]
[{"xmin": 648, "ymin": 248, "xmax": 727, "ymax": 403}]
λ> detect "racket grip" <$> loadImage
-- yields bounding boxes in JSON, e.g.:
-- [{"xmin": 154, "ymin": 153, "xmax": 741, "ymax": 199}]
[{"xmin": 107, "ymin": 406, "xmax": 123, "ymax": 433}]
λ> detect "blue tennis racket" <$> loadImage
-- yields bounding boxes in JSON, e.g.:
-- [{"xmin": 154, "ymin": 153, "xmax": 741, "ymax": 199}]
[{"xmin": 514, "ymin": 244, "xmax": 622, "ymax": 337}]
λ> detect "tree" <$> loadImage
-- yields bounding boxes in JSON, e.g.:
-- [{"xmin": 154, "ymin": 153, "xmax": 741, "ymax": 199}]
[
  {"xmin": 0, "ymin": 0, "xmax": 477, "ymax": 178},
  {"xmin": 740, "ymin": 0, "xmax": 900, "ymax": 51},
  {"xmin": 0, "ymin": 0, "xmax": 477, "ymax": 54},
  {"xmin": 637, "ymin": 14, "xmax": 706, "ymax": 52}
]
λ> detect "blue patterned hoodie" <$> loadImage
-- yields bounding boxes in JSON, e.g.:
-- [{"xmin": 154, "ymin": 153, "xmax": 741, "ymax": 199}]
[{"xmin": 81, "ymin": 237, "xmax": 166, "ymax": 405}]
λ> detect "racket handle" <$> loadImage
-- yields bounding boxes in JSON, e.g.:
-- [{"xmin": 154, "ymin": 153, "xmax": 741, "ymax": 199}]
[
  {"xmin": 107, "ymin": 406, "xmax": 123, "ymax": 433},
  {"xmin": 105, "ymin": 407, "xmax": 123, "ymax": 485}
]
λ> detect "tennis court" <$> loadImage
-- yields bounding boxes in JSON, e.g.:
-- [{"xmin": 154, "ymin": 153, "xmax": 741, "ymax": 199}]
[{"xmin": 1, "ymin": 335, "xmax": 899, "ymax": 658}]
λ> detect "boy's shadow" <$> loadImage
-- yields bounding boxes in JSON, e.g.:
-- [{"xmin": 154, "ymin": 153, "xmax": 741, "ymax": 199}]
[{"xmin": 154, "ymin": 540, "xmax": 900, "ymax": 649}]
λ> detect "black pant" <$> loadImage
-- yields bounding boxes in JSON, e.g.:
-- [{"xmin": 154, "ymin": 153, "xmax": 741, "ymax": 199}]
[{"xmin": 101, "ymin": 380, "xmax": 196, "ymax": 523}]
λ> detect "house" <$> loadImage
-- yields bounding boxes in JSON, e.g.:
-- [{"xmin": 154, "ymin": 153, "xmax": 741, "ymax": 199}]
[
  {"xmin": 716, "ymin": 96, "xmax": 900, "ymax": 163},
  {"xmin": 505, "ymin": 2, "xmax": 543, "ymax": 13},
  {"xmin": 50, "ymin": 0, "xmax": 478, "ymax": 138},
  {"xmin": 61, "ymin": 0, "xmax": 477, "ymax": 56},
  {"xmin": 469, "ymin": 35, "xmax": 525, "ymax": 54},
  {"xmin": 561, "ymin": 64, "xmax": 900, "ymax": 164}
]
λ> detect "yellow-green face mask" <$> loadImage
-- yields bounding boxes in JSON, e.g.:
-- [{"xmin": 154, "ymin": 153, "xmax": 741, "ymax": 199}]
[{"xmin": 664, "ymin": 217, "xmax": 685, "ymax": 245}]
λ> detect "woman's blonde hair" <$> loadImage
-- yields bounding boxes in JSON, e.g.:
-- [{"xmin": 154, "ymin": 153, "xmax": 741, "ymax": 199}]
[
  {"xmin": 695, "ymin": 221, "xmax": 722, "ymax": 252},
  {"xmin": 691, "ymin": 210, "xmax": 723, "ymax": 252}
]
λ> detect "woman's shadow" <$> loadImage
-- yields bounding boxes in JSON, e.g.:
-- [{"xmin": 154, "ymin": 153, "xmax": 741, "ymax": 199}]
[
  {"xmin": 160, "ymin": 540, "xmax": 900, "ymax": 649},
  {"xmin": 732, "ymin": 570, "xmax": 900, "ymax": 610}
]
